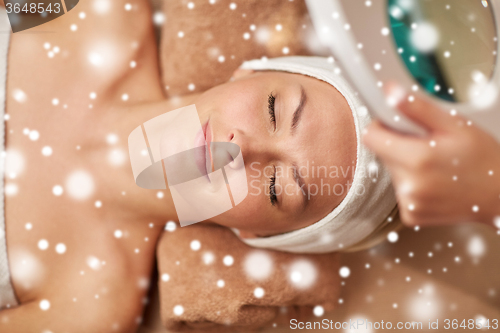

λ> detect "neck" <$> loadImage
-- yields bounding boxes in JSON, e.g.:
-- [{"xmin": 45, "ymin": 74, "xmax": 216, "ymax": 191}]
[{"xmin": 105, "ymin": 94, "xmax": 202, "ymax": 225}]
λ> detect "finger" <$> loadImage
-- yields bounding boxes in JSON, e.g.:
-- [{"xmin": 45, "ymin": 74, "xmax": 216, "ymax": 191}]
[
  {"xmin": 385, "ymin": 83, "xmax": 461, "ymax": 133},
  {"xmin": 362, "ymin": 120, "xmax": 425, "ymax": 163}
]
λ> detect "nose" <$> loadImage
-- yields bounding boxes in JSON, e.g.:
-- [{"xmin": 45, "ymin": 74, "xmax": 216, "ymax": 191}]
[{"xmin": 228, "ymin": 129, "xmax": 277, "ymax": 164}]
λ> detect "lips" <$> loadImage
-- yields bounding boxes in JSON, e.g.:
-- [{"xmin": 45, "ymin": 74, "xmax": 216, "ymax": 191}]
[{"xmin": 194, "ymin": 119, "xmax": 213, "ymax": 177}]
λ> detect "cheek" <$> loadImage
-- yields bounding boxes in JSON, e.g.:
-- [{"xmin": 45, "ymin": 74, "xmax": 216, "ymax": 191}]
[{"xmin": 211, "ymin": 180, "xmax": 272, "ymax": 226}]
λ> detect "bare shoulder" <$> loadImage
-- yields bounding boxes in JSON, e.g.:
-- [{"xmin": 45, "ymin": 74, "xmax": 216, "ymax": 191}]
[{"xmin": 8, "ymin": 0, "xmax": 163, "ymax": 107}]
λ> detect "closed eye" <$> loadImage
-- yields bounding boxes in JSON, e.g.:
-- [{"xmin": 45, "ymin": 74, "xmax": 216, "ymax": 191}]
[
  {"xmin": 269, "ymin": 165, "xmax": 278, "ymax": 206},
  {"xmin": 268, "ymin": 92, "xmax": 276, "ymax": 129}
]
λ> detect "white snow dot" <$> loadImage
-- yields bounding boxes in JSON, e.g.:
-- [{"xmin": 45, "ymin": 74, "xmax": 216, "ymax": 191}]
[
  {"xmin": 52, "ymin": 185, "xmax": 63, "ymax": 196},
  {"xmin": 282, "ymin": 47, "xmax": 290, "ymax": 54},
  {"xmin": 187, "ymin": 2, "xmax": 194, "ymax": 9},
  {"xmin": 86, "ymin": 256, "xmax": 102, "ymax": 270},
  {"xmin": 114, "ymin": 230, "xmax": 123, "ymax": 238},
  {"xmin": 429, "ymin": 140, "xmax": 436, "ymax": 147},
  {"xmin": 41, "ymin": 146, "xmax": 53, "ymax": 156},
  {"xmin": 365, "ymin": 0, "xmax": 372, "ymax": 6},
  {"xmin": 387, "ymin": 231, "xmax": 399, "ymax": 243},
  {"xmin": 79, "ymin": 12, "xmax": 86, "ymax": 19},
  {"xmin": 156, "ymin": 191, "xmax": 164, "ymax": 199},
  {"xmin": 38, "ymin": 239, "xmax": 49, "ymax": 250},
  {"xmin": 52, "ymin": 98, "xmax": 59, "ymax": 106},
  {"xmin": 13, "ymin": 89, "xmax": 27, "ymax": 103},
  {"xmin": 202, "ymin": 251, "xmax": 214, "ymax": 265},
  {"xmin": 243, "ymin": 32, "xmax": 250, "ymax": 40},
  {"xmin": 467, "ymin": 235, "xmax": 486, "ymax": 258},
  {"xmin": 130, "ymin": 60, "xmax": 137, "ymax": 68},
  {"xmin": 217, "ymin": 279, "xmax": 225, "ymax": 288},
  {"xmin": 410, "ymin": 22, "xmax": 439, "ymax": 53},
  {"xmin": 494, "ymin": 216, "xmax": 500, "ymax": 229},
  {"xmin": 254, "ymin": 287, "xmax": 264, "ymax": 298},
  {"xmin": 65, "ymin": 170, "xmax": 95, "ymax": 200},
  {"xmin": 244, "ymin": 251, "xmax": 273, "ymax": 281},
  {"xmin": 313, "ymin": 305, "xmax": 324, "ymax": 317},
  {"xmin": 223, "ymin": 255, "xmax": 234, "ymax": 266},
  {"xmin": 124, "ymin": 3, "xmax": 132, "ymax": 10},
  {"xmin": 89, "ymin": 92, "xmax": 97, "ymax": 100},
  {"xmin": 408, "ymin": 203, "xmax": 415, "ymax": 211},
  {"xmin": 161, "ymin": 273, "xmax": 170, "ymax": 282},
  {"xmin": 39, "ymin": 300, "xmax": 50, "ymax": 311},
  {"xmin": 472, "ymin": 205, "xmax": 479, "ymax": 212},
  {"xmin": 55, "ymin": 243, "xmax": 66, "ymax": 254},
  {"xmin": 190, "ymin": 240, "xmax": 201, "ymax": 251},
  {"xmin": 229, "ymin": 3, "xmax": 237, "ymax": 10},
  {"xmin": 188, "ymin": 83, "xmax": 195, "ymax": 91},
  {"xmin": 218, "ymin": 55, "xmax": 225, "ymax": 63},
  {"xmin": 339, "ymin": 266, "xmax": 350, "ymax": 278},
  {"xmin": 121, "ymin": 94, "xmax": 129, "ymax": 101},
  {"xmin": 374, "ymin": 63, "xmax": 382, "ymax": 71},
  {"xmin": 106, "ymin": 133, "xmax": 118, "ymax": 145},
  {"xmin": 93, "ymin": 0, "xmax": 111, "ymax": 14},
  {"xmin": 29, "ymin": 130, "xmax": 40, "ymax": 141},
  {"xmin": 43, "ymin": 42, "xmax": 51, "ymax": 50},
  {"xmin": 444, "ymin": 51, "xmax": 451, "ymax": 58},
  {"xmin": 165, "ymin": 221, "xmax": 177, "ymax": 232},
  {"xmin": 381, "ymin": 27, "xmax": 390, "ymax": 36},
  {"xmin": 177, "ymin": 31, "xmax": 184, "ymax": 38},
  {"xmin": 153, "ymin": 12, "xmax": 165, "ymax": 26},
  {"xmin": 88, "ymin": 52, "xmax": 104, "ymax": 67},
  {"xmin": 108, "ymin": 148, "xmax": 126, "ymax": 167},
  {"xmin": 25, "ymin": 223, "xmax": 33, "ymax": 230},
  {"xmin": 173, "ymin": 305, "xmax": 184, "ymax": 316},
  {"xmin": 5, "ymin": 183, "xmax": 18, "ymax": 196},
  {"xmin": 70, "ymin": 24, "xmax": 78, "ymax": 31},
  {"xmin": 289, "ymin": 259, "xmax": 317, "ymax": 289},
  {"xmin": 275, "ymin": 24, "xmax": 282, "ymax": 31}
]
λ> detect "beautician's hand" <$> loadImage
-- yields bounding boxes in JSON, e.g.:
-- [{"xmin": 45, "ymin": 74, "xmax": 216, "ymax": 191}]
[{"xmin": 363, "ymin": 89, "xmax": 500, "ymax": 228}]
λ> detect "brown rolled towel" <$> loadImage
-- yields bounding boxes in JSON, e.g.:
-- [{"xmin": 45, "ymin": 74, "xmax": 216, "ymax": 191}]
[
  {"xmin": 159, "ymin": 0, "xmax": 330, "ymax": 97},
  {"xmin": 156, "ymin": 222, "xmax": 341, "ymax": 332}
]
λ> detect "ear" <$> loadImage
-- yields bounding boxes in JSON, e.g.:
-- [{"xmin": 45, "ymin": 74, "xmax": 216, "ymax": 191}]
[{"xmin": 231, "ymin": 68, "xmax": 255, "ymax": 81}]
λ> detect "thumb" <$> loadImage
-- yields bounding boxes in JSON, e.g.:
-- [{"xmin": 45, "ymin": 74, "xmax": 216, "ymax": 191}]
[{"xmin": 385, "ymin": 83, "xmax": 460, "ymax": 133}]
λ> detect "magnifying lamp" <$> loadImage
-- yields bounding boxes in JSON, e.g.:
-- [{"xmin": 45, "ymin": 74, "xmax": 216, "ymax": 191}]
[{"xmin": 306, "ymin": 0, "xmax": 500, "ymax": 141}]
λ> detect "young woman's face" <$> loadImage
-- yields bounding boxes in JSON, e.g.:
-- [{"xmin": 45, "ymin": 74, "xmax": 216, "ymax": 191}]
[{"xmin": 193, "ymin": 70, "xmax": 357, "ymax": 238}]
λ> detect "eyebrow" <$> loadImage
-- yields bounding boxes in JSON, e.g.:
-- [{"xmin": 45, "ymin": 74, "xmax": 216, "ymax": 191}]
[
  {"xmin": 291, "ymin": 85, "xmax": 307, "ymax": 135},
  {"xmin": 291, "ymin": 163, "xmax": 308, "ymax": 207}
]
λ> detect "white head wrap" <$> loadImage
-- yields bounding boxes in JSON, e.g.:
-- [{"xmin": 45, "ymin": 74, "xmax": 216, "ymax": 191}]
[{"xmin": 229, "ymin": 56, "xmax": 397, "ymax": 253}]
